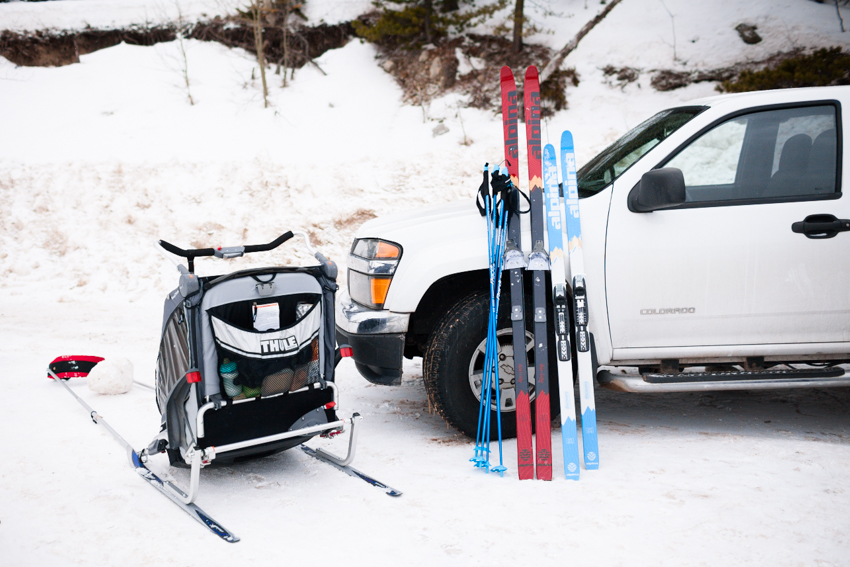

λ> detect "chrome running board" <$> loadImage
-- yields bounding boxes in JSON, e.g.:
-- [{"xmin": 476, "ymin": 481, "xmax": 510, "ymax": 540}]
[{"xmin": 597, "ymin": 367, "xmax": 850, "ymax": 393}]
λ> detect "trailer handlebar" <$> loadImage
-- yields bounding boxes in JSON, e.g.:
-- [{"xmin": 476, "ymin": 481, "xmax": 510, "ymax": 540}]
[{"xmin": 159, "ymin": 231, "xmax": 295, "ymax": 272}]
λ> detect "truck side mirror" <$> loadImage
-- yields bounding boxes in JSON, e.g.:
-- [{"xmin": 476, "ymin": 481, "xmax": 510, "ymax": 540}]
[{"xmin": 628, "ymin": 168, "xmax": 686, "ymax": 212}]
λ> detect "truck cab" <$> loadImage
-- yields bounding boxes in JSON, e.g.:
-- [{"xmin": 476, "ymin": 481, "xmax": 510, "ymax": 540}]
[{"xmin": 336, "ymin": 86, "xmax": 850, "ymax": 438}]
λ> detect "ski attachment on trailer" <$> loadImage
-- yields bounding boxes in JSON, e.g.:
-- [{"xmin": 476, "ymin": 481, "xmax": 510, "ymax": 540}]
[
  {"xmin": 560, "ymin": 131, "xmax": 600, "ymax": 470},
  {"xmin": 130, "ymin": 450, "xmax": 239, "ymax": 542},
  {"xmin": 542, "ymin": 143, "xmax": 580, "ymax": 480},
  {"xmin": 300, "ymin": 445, "xmax": 402, "ymax": 497},
  {"xmin": 47, "ymin": 358, "xmax": 239, "ymax": 542},
  {"xmin": 523, "ymin": 66, "xmax": 552, "ymax": 481},
  {"xmin": 499, "ymin": 66, "xmax": 533, "ymax": 480}
]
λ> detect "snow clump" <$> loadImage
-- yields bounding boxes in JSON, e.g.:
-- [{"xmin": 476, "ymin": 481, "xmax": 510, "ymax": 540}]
[{"xmin": 87, "ymin": 358, "xmax": 134, "ymax": 394}]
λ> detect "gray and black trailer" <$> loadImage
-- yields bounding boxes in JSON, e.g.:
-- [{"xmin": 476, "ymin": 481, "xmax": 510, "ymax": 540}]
[{"xmin": 148, "ymin": 231, "xmax": 359, "ymax": 501}]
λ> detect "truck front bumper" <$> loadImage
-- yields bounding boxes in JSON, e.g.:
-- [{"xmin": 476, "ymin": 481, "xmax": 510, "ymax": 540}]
[{"xmin": 335, "ymin": 289, "xmax": 410, "ymax": 386}]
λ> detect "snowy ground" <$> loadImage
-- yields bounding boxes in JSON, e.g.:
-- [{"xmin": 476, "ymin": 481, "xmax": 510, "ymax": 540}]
[
  {"xmin": 2, "ymin": 0, "xmax": 850, "ymax": 564},
  {"xmin": 5, "ymin": 296, "xmax": 850, "ymax": 566}
]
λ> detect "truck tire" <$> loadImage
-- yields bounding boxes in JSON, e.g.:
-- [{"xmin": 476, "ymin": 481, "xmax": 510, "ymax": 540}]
[{"xmin": 423, "ymin": 289, "xmax": 559, "ymax": 440}]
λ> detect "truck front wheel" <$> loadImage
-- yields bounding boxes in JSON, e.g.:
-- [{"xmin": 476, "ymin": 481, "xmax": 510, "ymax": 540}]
[{"xmin": 423, "ymin": 290, "xmax": 558, "ymax": 439}]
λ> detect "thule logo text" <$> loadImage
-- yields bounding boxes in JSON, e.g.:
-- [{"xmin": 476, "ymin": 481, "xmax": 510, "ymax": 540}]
[{"xmin": 260, "ymin": 336, "xmax": 298, "ymax": 354}]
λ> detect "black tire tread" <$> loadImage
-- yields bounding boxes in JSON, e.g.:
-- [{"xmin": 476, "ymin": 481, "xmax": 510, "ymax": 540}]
[
  {"xmin": 423, "ymin": 290, "xmax": 489, "ymax": 436},
  {"xmin": 423, "ymin": 284, "xmax": 562, "ymax": 440}
]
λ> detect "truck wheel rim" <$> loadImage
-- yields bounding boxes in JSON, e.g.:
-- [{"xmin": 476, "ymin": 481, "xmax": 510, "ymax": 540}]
[{"xmin": 468, "ymin": 328, "xmax": 536, "ymax": 412}]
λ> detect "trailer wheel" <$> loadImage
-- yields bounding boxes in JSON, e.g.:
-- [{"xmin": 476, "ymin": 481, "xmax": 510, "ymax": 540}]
[{"xmin": 423, "ymin": 290, "xmax": 559, "ymax": 440}]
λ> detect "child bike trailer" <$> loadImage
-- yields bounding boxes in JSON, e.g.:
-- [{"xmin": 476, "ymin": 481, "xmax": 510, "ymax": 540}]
[
  {"xmin": 144, "ymin": 231, "xmax": 359, "ymax": 502},
  {"xmin": 47, "ymin": 231, "xmax": 400, "ymax": 542}
]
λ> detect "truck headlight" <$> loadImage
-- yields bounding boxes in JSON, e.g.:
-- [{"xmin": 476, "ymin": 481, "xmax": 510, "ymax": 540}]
[{"xmin": 348, "ymin": 238, "xmax": 402, "ymax": 309}]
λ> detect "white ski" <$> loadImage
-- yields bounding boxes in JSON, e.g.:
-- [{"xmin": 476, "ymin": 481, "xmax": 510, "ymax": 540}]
[
  {"xmin": 560, "ymin": 131, "xmax": 599, "ymax": 470},
  {"xmin": 543, "ymin": 143, "xmax": 580, "ymax": 480}
]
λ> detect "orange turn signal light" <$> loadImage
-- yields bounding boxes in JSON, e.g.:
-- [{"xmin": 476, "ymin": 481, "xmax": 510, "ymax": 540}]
[
  {"xmin": 375, "ymin": 241, "xmax": 401, "ymax": 259},
  {"xmin": 370, "ymin": 277, "xmax": 392, "ymax": 306}
]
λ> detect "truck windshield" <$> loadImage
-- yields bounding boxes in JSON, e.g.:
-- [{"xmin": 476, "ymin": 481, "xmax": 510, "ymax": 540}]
[{"xmin": 577, "ymin": 106, "xmax": 707, "ymax": 197}]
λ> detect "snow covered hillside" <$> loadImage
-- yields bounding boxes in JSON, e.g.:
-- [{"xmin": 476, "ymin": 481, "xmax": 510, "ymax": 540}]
[{"xmin": 1, "ymin": 0, "xmax": 849, "ymax": 565}]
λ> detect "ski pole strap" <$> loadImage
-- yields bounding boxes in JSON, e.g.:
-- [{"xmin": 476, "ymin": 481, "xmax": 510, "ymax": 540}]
[
  {"xmin": 491, "ymin": 168, "xmax": 511, "ymax": 207},
  {"xmin": 491, "ymin": 169, "xmax": 531, "ymax": 216},
  {"xmin": 511, "ymin": 187, "xmax": 531, "ymax": 215},
  {"xmin": 476, "ymin": 164, "xmax": 490, "ymax": 217}
]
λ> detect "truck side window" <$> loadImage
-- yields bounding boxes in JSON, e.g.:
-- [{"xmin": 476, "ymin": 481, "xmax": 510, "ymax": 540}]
[
  {"xmin": 577, "ymin": 106, "xmax": 706, "ymax": 198},
  {"xmin": 665, "ymin": 104, "xmax": 839, "ymax": 205}
]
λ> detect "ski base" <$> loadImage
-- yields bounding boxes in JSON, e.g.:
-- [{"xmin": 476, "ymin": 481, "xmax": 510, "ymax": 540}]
[
  {"xmin": 130, "ymin": 450, "xmax": 239, "ymax": 543},
  {"xmin": 300, "ymin": 445, "xmax": 402, "ymax": 497}
]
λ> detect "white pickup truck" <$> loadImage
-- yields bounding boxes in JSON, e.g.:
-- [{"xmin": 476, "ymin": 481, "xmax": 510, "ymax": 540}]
[{"xmin": 336, "ymin": 86, "xmax": 850, "ymax": 438}]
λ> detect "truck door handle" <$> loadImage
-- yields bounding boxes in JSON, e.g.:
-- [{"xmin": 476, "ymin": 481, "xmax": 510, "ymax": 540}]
[{"xmin": 791, "ymin": 214, "xmax": 850, "ymax": 239}]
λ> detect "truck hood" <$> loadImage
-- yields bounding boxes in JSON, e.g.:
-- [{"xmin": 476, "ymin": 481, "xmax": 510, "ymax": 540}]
[
  {"xmin": 355, "ymin": 200, "xmax": 486, "ymax": 247},
  {"xmin": 349, "ymin": 189, "xmax": 608, "ymax": 313},
  {"xmin": 353, "ymin": 200, "xmax": 495, "ymax": 312}
]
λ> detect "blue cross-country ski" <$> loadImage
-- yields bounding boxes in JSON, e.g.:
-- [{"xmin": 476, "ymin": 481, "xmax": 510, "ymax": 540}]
[
  {"xmin": 542, "ymin": 143, "xmax": 580, "ymax": 480},
  {"xmin": 560, "ymin": 131, "xmax": 600, "ymax": 470}
]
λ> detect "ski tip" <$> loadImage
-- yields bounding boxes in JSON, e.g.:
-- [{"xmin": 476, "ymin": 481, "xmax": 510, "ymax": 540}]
[
  {"xmin": 500, "ymin": 66, "xmax": 514, "ymax": 81},
  {"xmin": 525, "ymin": 65, "xmax": 539, "ymax": 80},
  {"xmin": 561, "ymin": 130, "xmax": 574, "ymax": 150},
  {"xmin": 195, "ymin": 510, "xmax": 240, "ymax": 542},
  {"xmin": 543, "ymin": 143, "xmax": 555, "ymax": 158}
]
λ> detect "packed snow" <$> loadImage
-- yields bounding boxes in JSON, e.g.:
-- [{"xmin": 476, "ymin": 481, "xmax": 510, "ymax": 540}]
[
  {"xmin": 86, "ymin": 357, "xmax": 134, "ymax": 394},
  {"xmin": 1, "ymin": 0, "xmax": 849, "ymax": 565}
]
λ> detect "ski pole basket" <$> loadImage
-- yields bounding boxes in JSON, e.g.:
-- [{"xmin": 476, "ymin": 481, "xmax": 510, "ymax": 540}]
[{"xmin": 150, "ymin": 231, "xmax": 357, "ymax": 503}]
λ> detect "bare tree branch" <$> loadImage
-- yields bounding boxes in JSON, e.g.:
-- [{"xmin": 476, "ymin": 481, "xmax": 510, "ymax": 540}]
[
  {"xmin": 174, "ymin": 1, "xmax": 194, "ymax": 105},
  {"xmin": 252, "ymin": 0, "xmax": 270, "ymax": 108},
  {"xmin": 657, "ymin": 0, "xmax": 678, "ymax": 62},
  {"xmin": 539, "ymin": 0, "xmax": 625, "ymax": 84},
  {"xmin": 513, "ymin": 0, "xmax": 525, "ymax": 53}
]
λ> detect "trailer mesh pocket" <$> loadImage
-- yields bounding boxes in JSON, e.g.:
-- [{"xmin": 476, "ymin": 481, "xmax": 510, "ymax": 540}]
[{"xmin": 208, "ymin": 296, "xmax": 322, "ymax": 397}]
